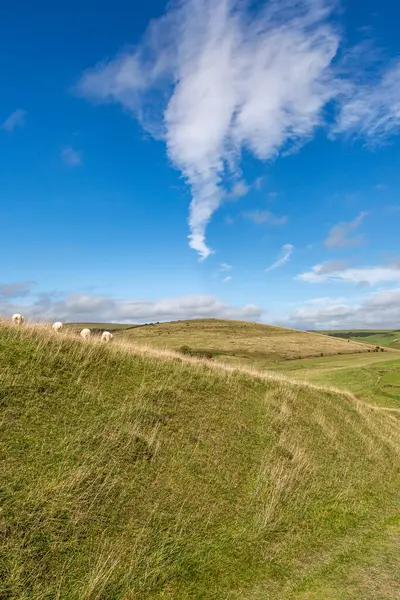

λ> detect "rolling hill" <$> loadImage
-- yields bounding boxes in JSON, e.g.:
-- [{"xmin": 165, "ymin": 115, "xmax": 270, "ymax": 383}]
[
  {"xmin": 322, "ymin": 329, "xmax": 400, "ymax": 350},
  {"xmin": 114, "ymin": 318, "xmax": 375, "ymax": 362},
  {"xmin": 1, "ymin": 323, "xmax": 399, "ymax": 599}
]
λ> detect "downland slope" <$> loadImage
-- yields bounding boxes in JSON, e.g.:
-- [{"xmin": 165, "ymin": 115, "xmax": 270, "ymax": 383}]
[
  {"xmin": 322, "ymin": 329, "xmax": 400, "ymax": 350},
  {"xmin": 115, "ymin": 318, "xmax": 374, "ymax": 362},
  {"xmin": 1, "ymin": 323, "xmax": 400, "ymax": 600}
]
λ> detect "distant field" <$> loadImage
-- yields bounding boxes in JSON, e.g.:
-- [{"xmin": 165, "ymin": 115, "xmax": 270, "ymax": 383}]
[
  {"xmin": 266, "ymin": 352, "xmax": 400, "ymax": 409},
  {"xmin": 322, "ymin": 329, "xmax": 400, "ymax": 350},
  {"xmin": 115, "ymin": 318, "xmax": 374, "ymax": 361}
]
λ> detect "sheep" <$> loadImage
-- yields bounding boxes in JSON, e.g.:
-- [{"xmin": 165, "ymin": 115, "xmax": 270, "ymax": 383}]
[
  {"xmin": 12, "ymin": 313, "xmax": 24, "ymax": 325},
  {"xmin": 101, "ymin": 331, "xmax": 113, "ymax": 343},
  {"xmin": 52, "ymin": 321, "xmax": 63, "ymax": 333},
  {"xmin": 80, "ymin": 328, "xmax": 91, "ymax": 340}
]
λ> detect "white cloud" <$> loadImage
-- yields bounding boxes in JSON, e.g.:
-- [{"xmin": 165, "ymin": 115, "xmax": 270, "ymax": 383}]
[
  {"xmin": 226, "ymin": 180, "xmax": 250, "ymax": 200},
  {"xmin": 324, "ymin": 211, "xmax": 367, "ymax": 248},
  {"xmin": 265, "ymin": 243, "xmax": 293, "ymax": 272},
  {"xmin": 219, "ymin": 263, "xmax": 232, "ymax": 271},
  {"xmin": 0, "ymin": 281, "xmax": 35, "ymax": 299},
  {"xmin": 77, "ymin": 0, "xmax": 339, "ymax": 259},
  {"xmin": 316, "ymin": 260, "xmax": 349, "ymax": 274},
  {"xmin": 2, "ymin": 109, "xmax": 26, "ymax": 132},
  {"xmin": 298, "ymin": 262, "xmax": 400, "ymax": 286},
  {"xmin": 335, "ymin": 61, "xmax": 400, "ymax": 139},
  {"xmin": 222, "ymin": 276, "xmax": 232, "ymax": 283},
  {"xmin": 243, "ymin": 210, "xmax": 287, "ymax": 225},
  {"xmin": 62, "ymin": 147, "xmax": 82, "ymax": 167},
  {"xmin": 0, "ymin": 292, "xmax": 262, "ymax": 323},
  {"xmin": 255, "ymin": 177, "xmax": 265, "ymax": 190},
  {"xmin": 284, "ymin": 288, "xmax": 400, "ymax": 329}
]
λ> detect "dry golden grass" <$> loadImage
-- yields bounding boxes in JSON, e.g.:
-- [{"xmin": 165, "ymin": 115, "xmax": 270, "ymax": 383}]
[{"xmin": 115, "ymin": 318, "xmax": 374, "ymax": 361}]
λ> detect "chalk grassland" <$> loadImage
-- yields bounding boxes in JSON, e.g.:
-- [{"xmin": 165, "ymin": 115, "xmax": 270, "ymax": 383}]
[
  {"xmin": 265, "ymin": 353, "xmax": 400, "ymax": 410},
  {"xmin": 112, "ymin": 318, "xmax": 400, "ymax": 409},
  {"xmin": 115, "ymin": 319, "xmax": 374, "ymax": 361},
  {"xmin": 1, "ymin": 323, "xmax": 399, "ymax": 599},
  {"xmin": 321, "ymin": 329, "xmax": 400, "ymax": 350},
  {"xmin": 67, "ymin": 319, "xmax": 400, "ymax": 408}
]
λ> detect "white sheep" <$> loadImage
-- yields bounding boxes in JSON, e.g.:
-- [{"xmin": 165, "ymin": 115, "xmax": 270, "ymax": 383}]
[
  {"xmin": 101, "ymin": 331, "xmax": 113, "ymax": 343},
  {"xmin": 12, "ymin": 313, "xmax": 24, "ymax": 325},
  {"xmin": 80, "ymin": 328, "xmax": 91, "ymax": 340},
  {"xmin": 52, "ymin": 321, "xmax": 63, "ymax": 333}
]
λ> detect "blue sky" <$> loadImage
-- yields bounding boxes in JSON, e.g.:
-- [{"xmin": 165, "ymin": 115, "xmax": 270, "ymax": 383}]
[{"xmin": 1, "ymin": 0, "xmax": 400, "ymax": 328}]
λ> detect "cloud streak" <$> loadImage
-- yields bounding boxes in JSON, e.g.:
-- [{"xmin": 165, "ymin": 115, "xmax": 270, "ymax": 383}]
[
  {"xmin": 265, "ymin": 243, "xmax": 293, "ymax": 271},
  {"xmin": 324, "ymin": 211, "xmax": 367, "ymax": 248},
  {"xmin": 77, "ymin": 0, "xmax": 339, "ymax": 259},
  {"xmin": 77, "ymin": 0, "xmax": 400, "ymax": 259},
  {"xmin": 243, "ymin": 210, "xmax": 287, "ymax": 225},
  {"xmin": 298, "ymin": 262, "xmax": 400, "ymax": 285},
  {"xmin": 335, "ymin": 61, "xmax": 400, "ymax": 139},
  {"xmin": 2, "ymin": 109, "xmax": 26, "ymax": 132},
  {"xmin": 61, "ymin": 147, "xmax": 82, "ymax": 167}
]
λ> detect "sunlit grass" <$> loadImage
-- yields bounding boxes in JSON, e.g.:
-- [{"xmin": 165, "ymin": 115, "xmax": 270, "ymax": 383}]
[{"xmin": 1, "ymin": 323, "xmax": 399, "ymax": 599}]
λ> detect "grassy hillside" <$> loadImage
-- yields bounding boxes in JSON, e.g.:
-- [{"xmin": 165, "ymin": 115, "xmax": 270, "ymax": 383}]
[
  {"xmin": 322, "ymin": 329, "xmax": 400, "ymax": 350},
  {"xmin": 266, "ymin": 352, "xmax": 400, "ymax": 409},
  {"xmin": 1, "ymin": 324, "xmax": 399, "ymax": 599},
  {"xmin": 116, "ymin": 318, "xmax": 373, "ymax": 361}
]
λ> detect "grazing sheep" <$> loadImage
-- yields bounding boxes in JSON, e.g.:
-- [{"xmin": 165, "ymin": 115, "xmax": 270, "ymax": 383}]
[
  {"xmin": 80, "ymin": 328, "xmax": 91, "ymax": 340},
  {"xmin": 52, "ymin": 321, "xmax": 63, "ymax": 333},
  {"xmin": 101, "ymin": 331, "xmax": 113, "ymax": 343},
  {"xmin": 12, "ymin": 313, "xmax": 24, "ymax": 325}
]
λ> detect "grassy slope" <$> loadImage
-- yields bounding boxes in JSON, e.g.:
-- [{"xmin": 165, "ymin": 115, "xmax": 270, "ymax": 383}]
[
  {"xmin": 322, "ymin": 330, "xmax": 400, "ymax": 350},
  {"xmin": 266, "ymin": 352, "xmax": 400, "ymax": 409},
  {"xmin": 1, "ymin": 324, "xmax": 400, "ymax": 599},
  {"xmin": 116, "ymin": 319, "xmax": 373, "ymax": 361},
  {"xmin": 113, "ymin": 319, "xmax": 399, "ymax": 409}
]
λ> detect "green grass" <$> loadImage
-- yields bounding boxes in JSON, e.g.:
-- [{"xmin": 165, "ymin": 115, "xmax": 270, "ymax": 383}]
[
  {"xmin": 264, "ymin": 353, "xmax": 400, "ymax": 409},
  {"xmin": 1, "ymin": 323, "xmax": 400, "ymax": 599},
  {"xmin": 108, "ymin": 318, "xmax": 399, "ymax": 409},
  {"xmin": 322, "ymin": 329, "xmax": 400, "ymax": 350}
]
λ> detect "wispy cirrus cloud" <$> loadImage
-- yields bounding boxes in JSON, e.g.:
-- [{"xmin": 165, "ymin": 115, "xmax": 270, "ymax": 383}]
[
  {"xmin": 2, "ymin": 109, "xmax": 26, "ymax": 132},
  {"xmin": 265, "ymin": 244, "xmax": 293, "ymax": 272},
  {"xmin": 243, "ymin": 210, "xmax": 287, "ymax": 225},
  {"xmin": 219, "ymin": 263, "xmax": 232, "ymax": 272},
  {"xmin": 61, "ymin": 147, "xmax": 82, "ymax": 167},
  {"xmin": 225, "ymin": 180, "xmax": 250, "ymax": 201},
  {"xmin": 297, "ymin": 262, "xmax": 400, "ymax": 285},
  {"xmin": 77, "ymin": 0, "xmax": 340, "ymax": 259},
  {"xmin": 324, "ymin": 211, "xmax": 368, "ymax": 248},
  {"xmin": 335, "ymin": 61, "xmax": 400, "ymax": 140},
  {"xmin": 76, "ymin": 0, "xmax": 400, "ymax": 259}
]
